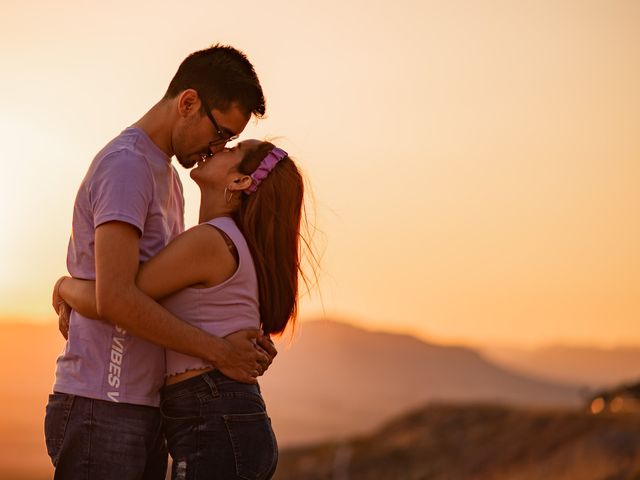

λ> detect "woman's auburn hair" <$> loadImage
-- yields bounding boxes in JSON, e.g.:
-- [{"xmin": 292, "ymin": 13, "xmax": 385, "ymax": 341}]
[{"xmin": 234, "ymin": 141, "xmax": 305, "ymax": 335}]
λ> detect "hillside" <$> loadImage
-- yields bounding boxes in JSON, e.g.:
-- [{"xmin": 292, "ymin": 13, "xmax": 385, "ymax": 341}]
[
  {"xmin": 261, "ymin": 320, "xmax": 582, "ymax": 445},
  {"xmin": 275, "ymin": 403, "xmax": 640, "ymax": 479},
  {"xmin": 483, "ymin": 345, "xmax": 640, "ymax": 389}
]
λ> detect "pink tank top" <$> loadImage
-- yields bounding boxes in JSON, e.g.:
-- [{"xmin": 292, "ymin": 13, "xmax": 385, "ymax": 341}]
[{"xmin": 161, "ymin": 216, "xmax": 260, "ymax": 377}]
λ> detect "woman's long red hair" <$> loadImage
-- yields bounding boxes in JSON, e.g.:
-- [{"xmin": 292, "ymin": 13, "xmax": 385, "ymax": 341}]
[{"xmin": 234, "ymin": 142, "xmax": 307, "ymax": 335}]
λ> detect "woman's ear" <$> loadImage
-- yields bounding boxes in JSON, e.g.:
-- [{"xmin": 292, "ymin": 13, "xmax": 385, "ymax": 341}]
[{"xmin": 228, "ymin": 175, "xmax": 253, "ymax": 193}]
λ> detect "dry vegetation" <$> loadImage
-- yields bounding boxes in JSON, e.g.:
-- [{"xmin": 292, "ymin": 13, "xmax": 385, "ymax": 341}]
[{"xmin": 275, "ymin": 403, "xmax": 640, "ymax": 480}]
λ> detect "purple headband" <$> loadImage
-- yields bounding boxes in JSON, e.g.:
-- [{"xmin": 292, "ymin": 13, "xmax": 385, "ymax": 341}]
[{"xmin": 244, "ymin": 147, "xmax": 288, "ymax": 195}]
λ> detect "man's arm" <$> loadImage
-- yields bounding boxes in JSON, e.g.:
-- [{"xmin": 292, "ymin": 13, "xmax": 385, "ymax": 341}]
[{"xmin": 94, "ymin": 220, "xmax": 269, "ymax": 383}]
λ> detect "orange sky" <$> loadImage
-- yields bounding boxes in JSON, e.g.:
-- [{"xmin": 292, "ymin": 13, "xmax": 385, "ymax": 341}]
[{"xmin": 0, "ymin": 0, "xmax": 638, "ymax": 347}]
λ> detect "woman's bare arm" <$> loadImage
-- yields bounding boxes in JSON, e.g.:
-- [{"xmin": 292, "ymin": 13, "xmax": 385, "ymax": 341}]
[{"xmin": 58, "ymin": 223, "xmax": 233, "ymax": 316}]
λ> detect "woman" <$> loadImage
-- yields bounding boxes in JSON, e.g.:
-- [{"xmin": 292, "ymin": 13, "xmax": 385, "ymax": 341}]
[{"xmin": 56, "ymin": 139, "xmax": 306, "ymax": 479}]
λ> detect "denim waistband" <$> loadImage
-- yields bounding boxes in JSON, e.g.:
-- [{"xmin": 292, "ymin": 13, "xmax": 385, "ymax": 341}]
[{"xmin": 160, "ymin": 369, "xmax": 261, "ymax": 400}]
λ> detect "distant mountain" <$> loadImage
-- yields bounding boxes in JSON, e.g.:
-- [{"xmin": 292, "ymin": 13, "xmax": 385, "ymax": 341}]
[
  {"xmin": 260, "ymin": 320, "xmax": 582, "ymax": 446},
  {"xmin": 482, "ymin": 345, "xmax": 640, "ymax": 389},
  {"xmin": 275, "ymin": 402, "xmax": 640, "ymax": 480}
]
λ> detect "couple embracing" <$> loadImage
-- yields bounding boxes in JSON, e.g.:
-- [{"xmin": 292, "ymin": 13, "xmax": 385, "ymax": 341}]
[{"xmin": 46, "ymin": 44, "xmax": 307, "ymax": 480}]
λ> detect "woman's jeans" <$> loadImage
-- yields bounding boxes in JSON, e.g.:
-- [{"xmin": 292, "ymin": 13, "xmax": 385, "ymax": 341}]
[{"xmin": 161, "ymin": 370, "xmax": 278, "ymax": 480}]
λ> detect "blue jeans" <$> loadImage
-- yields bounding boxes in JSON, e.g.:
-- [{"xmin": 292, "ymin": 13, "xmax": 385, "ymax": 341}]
[
  {"xmin": 44, "ymin": 393, "xmax": 167, "ymax": 479},
  {"xmin": 160, "ymin": 370, "xmax": 278, "ymax": 480}
]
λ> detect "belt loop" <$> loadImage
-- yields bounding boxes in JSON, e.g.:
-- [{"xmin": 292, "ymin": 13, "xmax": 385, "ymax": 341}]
[{"xmin": 201, "ymin": 371, "xmax": 220, "ymax": 398}]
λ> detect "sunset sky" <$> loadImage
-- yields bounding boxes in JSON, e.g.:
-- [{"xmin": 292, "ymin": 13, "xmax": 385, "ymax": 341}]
[{"xmin": 1, "ymin": 0, "xmax": 638, "ymax": 348}]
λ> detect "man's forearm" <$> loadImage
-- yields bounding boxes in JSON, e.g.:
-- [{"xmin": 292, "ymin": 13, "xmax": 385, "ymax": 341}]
[{"xmin": 97, "ymin": 285, "xmax": 226, "ymax": 365}]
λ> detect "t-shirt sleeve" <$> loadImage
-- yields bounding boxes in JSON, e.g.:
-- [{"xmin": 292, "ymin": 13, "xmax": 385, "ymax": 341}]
[{"xmin": 88, "ymin": 151, "xmax": 153, "ymax": 235}]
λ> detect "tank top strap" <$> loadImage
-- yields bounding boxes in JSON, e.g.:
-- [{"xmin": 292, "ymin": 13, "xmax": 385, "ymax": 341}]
[
  {"xmin": 204, "ymin": 217, "xmax": 252, "ymax": 267},
  {"xmin": 205, "ymin": 216, "xmax": 240, "ymax": 245}
]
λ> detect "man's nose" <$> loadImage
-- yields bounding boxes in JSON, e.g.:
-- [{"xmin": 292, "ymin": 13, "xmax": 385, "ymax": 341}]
[{"xmin": 211, "ymin": 143, "xmax": 227, "ymax": 154}]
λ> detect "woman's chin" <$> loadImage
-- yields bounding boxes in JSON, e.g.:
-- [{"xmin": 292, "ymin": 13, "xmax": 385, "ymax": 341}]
[{"xmin": 189, "ymin": 169, "xmax": 202, "ymax": 182}]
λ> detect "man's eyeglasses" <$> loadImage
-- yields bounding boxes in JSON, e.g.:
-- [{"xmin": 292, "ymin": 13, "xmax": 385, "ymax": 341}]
[{"xmin": 200, "ymin": 96, "xmax": 239, "ymax": 156}]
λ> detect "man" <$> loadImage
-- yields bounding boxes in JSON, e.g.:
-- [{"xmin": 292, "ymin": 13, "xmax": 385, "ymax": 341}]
[{"xmin": 45, "ymin": 45, "xmax": 276, "ymax": 479}]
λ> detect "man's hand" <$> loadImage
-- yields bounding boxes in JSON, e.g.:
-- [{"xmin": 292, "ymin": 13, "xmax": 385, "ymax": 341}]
[
  {"xmin": 219, "ymin": 329, "xmax": 271, "ymax": 384},
  {"xmin": 256, "ymin": 331, "xmax": 278, "ymax": 376}
]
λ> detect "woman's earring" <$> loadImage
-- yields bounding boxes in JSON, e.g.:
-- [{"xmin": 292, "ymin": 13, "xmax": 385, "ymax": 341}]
[{"xmin": 224, "ymin": 186, "xmax": 234, "ymax": 204}]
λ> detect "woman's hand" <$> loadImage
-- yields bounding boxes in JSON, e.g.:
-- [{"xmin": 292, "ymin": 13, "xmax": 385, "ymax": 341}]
[
  {"xmin": 58, "ymin": 302, "xmax": 71, "ymax": 340},
  {"xmin": 52, "ymin": 276, "xmax": 72, "ymax": 339},
  {"xmin": 52, "ymin": 276, "xmax": 70, "ymax": 314}
]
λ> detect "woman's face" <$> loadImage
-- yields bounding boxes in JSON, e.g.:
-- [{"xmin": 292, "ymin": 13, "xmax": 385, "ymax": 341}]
[{"xmin": 190, "ymin": 139, "xmax": 262, "ymax": 188}]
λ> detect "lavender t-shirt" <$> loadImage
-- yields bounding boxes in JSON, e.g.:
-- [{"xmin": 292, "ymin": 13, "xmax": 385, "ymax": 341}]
[{"xmin": 53, "ymin": 127, "xmax": 184, "ymax": 407}]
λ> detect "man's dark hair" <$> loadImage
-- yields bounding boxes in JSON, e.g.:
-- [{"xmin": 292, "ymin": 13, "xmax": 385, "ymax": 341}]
[{"xmin": 164, "ymin": 44, "xmax": 265, "ymax": 117}]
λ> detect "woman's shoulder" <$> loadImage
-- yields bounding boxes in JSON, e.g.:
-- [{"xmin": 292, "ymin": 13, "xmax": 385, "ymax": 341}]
[{"xmin": 172, "ymin": 222, "xmax": 231, "ymax": 258}]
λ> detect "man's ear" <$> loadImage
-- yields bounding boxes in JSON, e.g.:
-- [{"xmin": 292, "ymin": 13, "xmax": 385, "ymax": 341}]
[
  {"xmin": 228, "ymin": 175, "xmax": 253, "ymax": 193},
  {"xmin": 177, "ymin": 89, "xmax": 199, "ymax": 118}
]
